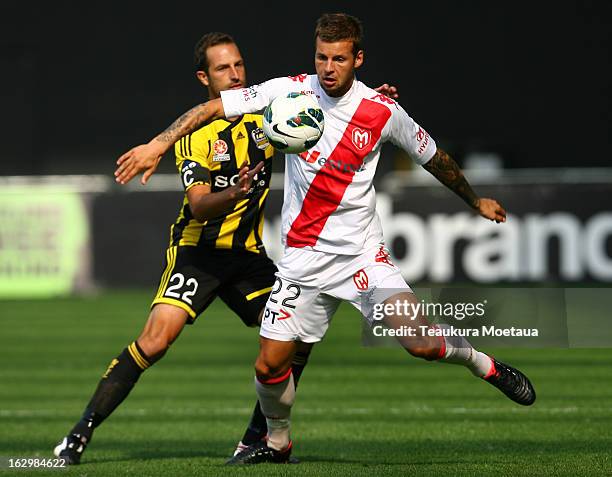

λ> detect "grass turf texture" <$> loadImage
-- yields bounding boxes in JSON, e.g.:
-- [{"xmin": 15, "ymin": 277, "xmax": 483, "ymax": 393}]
[{"xmin": 1, "ymin": 290, "xmax": 611, "ymax": 476}]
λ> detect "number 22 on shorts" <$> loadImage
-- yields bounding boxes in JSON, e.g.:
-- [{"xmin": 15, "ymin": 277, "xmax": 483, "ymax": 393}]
[
  {"xmin": 164, "ymin": 273, "xmax": 199, "ymax": 305},
  {"xmin": 263, "ymin": 277, "xmax": 301, "ymax": 324}
]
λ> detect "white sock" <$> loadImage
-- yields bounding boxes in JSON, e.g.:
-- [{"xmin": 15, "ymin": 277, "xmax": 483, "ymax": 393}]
[
  {"xmin": 254, "ymin": 371, "xmax": 295, "ymax": 451},
  {"xmin": 436, "ymin": 324, "xmax": 494, "ymax": 377}
]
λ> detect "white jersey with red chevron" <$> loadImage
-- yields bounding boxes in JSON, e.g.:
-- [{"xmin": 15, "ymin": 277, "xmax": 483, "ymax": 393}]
[{"xmin": 221, "ymin": 74, "xmax": 437, "ymax": 255}]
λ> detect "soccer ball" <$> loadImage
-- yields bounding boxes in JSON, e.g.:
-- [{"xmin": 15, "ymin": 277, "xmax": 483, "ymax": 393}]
[{"xmin": 262, "ymin": 93, "xmax": 324, "ymax": 154}]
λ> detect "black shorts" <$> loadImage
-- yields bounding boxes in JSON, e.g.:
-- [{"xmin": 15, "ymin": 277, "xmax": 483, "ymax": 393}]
[{"xmin": 151, "ymin": 246, "xmax": 277, "ymax": 326}]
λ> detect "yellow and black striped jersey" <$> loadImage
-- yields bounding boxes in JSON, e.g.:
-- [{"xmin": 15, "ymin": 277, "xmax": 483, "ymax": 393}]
[{"xmin": 170, "ymin": 114, "xmax": 274, "ymax": 253}]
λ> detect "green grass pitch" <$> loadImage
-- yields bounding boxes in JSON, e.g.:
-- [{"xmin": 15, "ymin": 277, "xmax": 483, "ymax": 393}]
[{"xmin": 1, "ymin": 290, "xmax": 611, "ymax": 476}]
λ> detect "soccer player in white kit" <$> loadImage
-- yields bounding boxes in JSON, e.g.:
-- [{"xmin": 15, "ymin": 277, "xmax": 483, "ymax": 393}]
[{"xmin": 115, "ymin": 13, "xmax": 536, "ymax": 465}]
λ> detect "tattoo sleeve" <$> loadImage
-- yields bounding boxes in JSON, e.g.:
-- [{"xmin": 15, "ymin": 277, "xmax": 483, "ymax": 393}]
[
  {"xmin": 156, "ymin": 102, "xmax": 211, "ymax": 144},
  {"xmin": 422, "ymin": 148, "xmax": 480, "ymax": 209}
]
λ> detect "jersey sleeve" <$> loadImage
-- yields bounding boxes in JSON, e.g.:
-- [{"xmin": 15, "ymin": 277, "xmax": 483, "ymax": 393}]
[
  {"xmin": 387, "ymin": 104, "xmax": 437, "ymax": 165},
  {"xmin": 220, "ymin": 77, "xmax": 295, "ymax": 117}
]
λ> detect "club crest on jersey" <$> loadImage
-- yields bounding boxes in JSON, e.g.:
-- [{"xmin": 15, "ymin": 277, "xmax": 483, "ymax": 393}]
[
  {"xmin": 213, "ymin": 139, "xmax": 230, "ymax": 162},
  {"xmin": 353, "ymin": 269, "xmax": 369, "ymax": 291},
  {"xmin": 351, "ymin": 127, "xmax": 371, "ymax": 150},
  {"xmin": 251, "ymin": 127, "xmax": 270, "ymax": 150}
]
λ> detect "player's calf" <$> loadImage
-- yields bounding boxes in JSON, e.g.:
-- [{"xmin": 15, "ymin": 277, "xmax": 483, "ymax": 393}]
[
  {"xmin": 251, "ymin": 338, "xmax": 297, "ymax": 451},
  {"xmin": 53, "ymin": 306, "xmax": 188, "ymax": 464},
  {"xmin": 238, "ymin": 342, "xmax": 313, "ymax": 451},
  {"xmin": 399, "ymin": 334, "xmax": 442, "ymax": 361},
  {"xmin": 381, "ymin": 294, "xmax": 493, "ymax": 375},
  {"xmin": 382, "ymin": 299, "xmax": 536, "ymax": 405},
  {"xmin": 53, "ymin": 340, "xmax": 152, "ymax": 464}
]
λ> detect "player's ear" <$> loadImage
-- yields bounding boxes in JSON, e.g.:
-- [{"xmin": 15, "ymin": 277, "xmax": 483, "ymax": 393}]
[
  {"xmin": 196, "ymin": 70, "xmax": 210, "ymax": 87},
  {"xmin": 354, "ymin": 50, "xmax": 364, "ymax": 69}
]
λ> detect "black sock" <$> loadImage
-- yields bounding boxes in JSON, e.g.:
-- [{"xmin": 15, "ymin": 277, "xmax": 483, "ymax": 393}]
[
  {"xmin": 240, "ymin": 347, "xmax": 311, "ymax": 445},
  {"xmin": 290, "ymin": 348, "xmax": 310, "ymax": 384},
  {"xmin": 69, "ymin": 341, "xmax": 151, "ymax": 442}
]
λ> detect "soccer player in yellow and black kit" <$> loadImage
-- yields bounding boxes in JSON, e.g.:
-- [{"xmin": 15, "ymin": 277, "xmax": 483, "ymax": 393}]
[{"xmin": 53, "ymin": 32, "xmax": 313, "ymax": 465}]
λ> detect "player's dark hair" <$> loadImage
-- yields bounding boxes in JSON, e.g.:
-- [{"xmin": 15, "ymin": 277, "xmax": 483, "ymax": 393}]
[
  {"xmin": 315, "ymin": 13, "xmax": 363, "ymax": 57},
  {"xmin": 194, "ymin": 32, "xmax": 236, "ymax": 72}
]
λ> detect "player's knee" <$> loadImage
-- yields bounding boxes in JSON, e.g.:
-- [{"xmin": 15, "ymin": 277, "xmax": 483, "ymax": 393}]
[
  {"xmin": 403, "ymin": 337, "xmax": 440, "ymax": 361},
  {"xmin": 138, "ymin": 306, "xmax": 187, "ymax": 360},
  {"xmin": 254, "ymin": 357, "xmax": 272, "ymax": 380},
  {"xmin": 254, "ymin": 356, "xmax": 290, "ymax": 381}
]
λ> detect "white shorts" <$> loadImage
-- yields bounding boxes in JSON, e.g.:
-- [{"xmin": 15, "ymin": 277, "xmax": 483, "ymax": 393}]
[{"xmin": 260, "ymin": 244, "xmax": 412, "ymax": 343}]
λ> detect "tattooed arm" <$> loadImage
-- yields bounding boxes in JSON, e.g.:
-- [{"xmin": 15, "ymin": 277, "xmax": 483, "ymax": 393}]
[
  {"xmin": 114, "ymin": 98, "xmax": 225, "ymax": 185},
  {"xmin": 156, "ymin": 101, "xmax": 222, "ymax": 143},
  {"xmin": 422, "ymin": 148, "xmax": 479, "ymax": 208},
  {"xmin": 422, "ymin": 148, "xmax": 507, "ymax": 223}
]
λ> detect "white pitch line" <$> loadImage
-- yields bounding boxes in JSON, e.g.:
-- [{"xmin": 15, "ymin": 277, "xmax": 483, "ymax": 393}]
[{"xmin": 1, "ymin": 406, "xmax": 609, "ymax": 418}]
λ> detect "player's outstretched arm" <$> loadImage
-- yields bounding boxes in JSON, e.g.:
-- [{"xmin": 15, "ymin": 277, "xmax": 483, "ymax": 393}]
[
  {"xmin": 422, "ymin": 148, "xmax": 507, "ymax": 223},
  {"xmin": 114, "ymin": 98, "xmax": 225, "ymax": 185}
]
